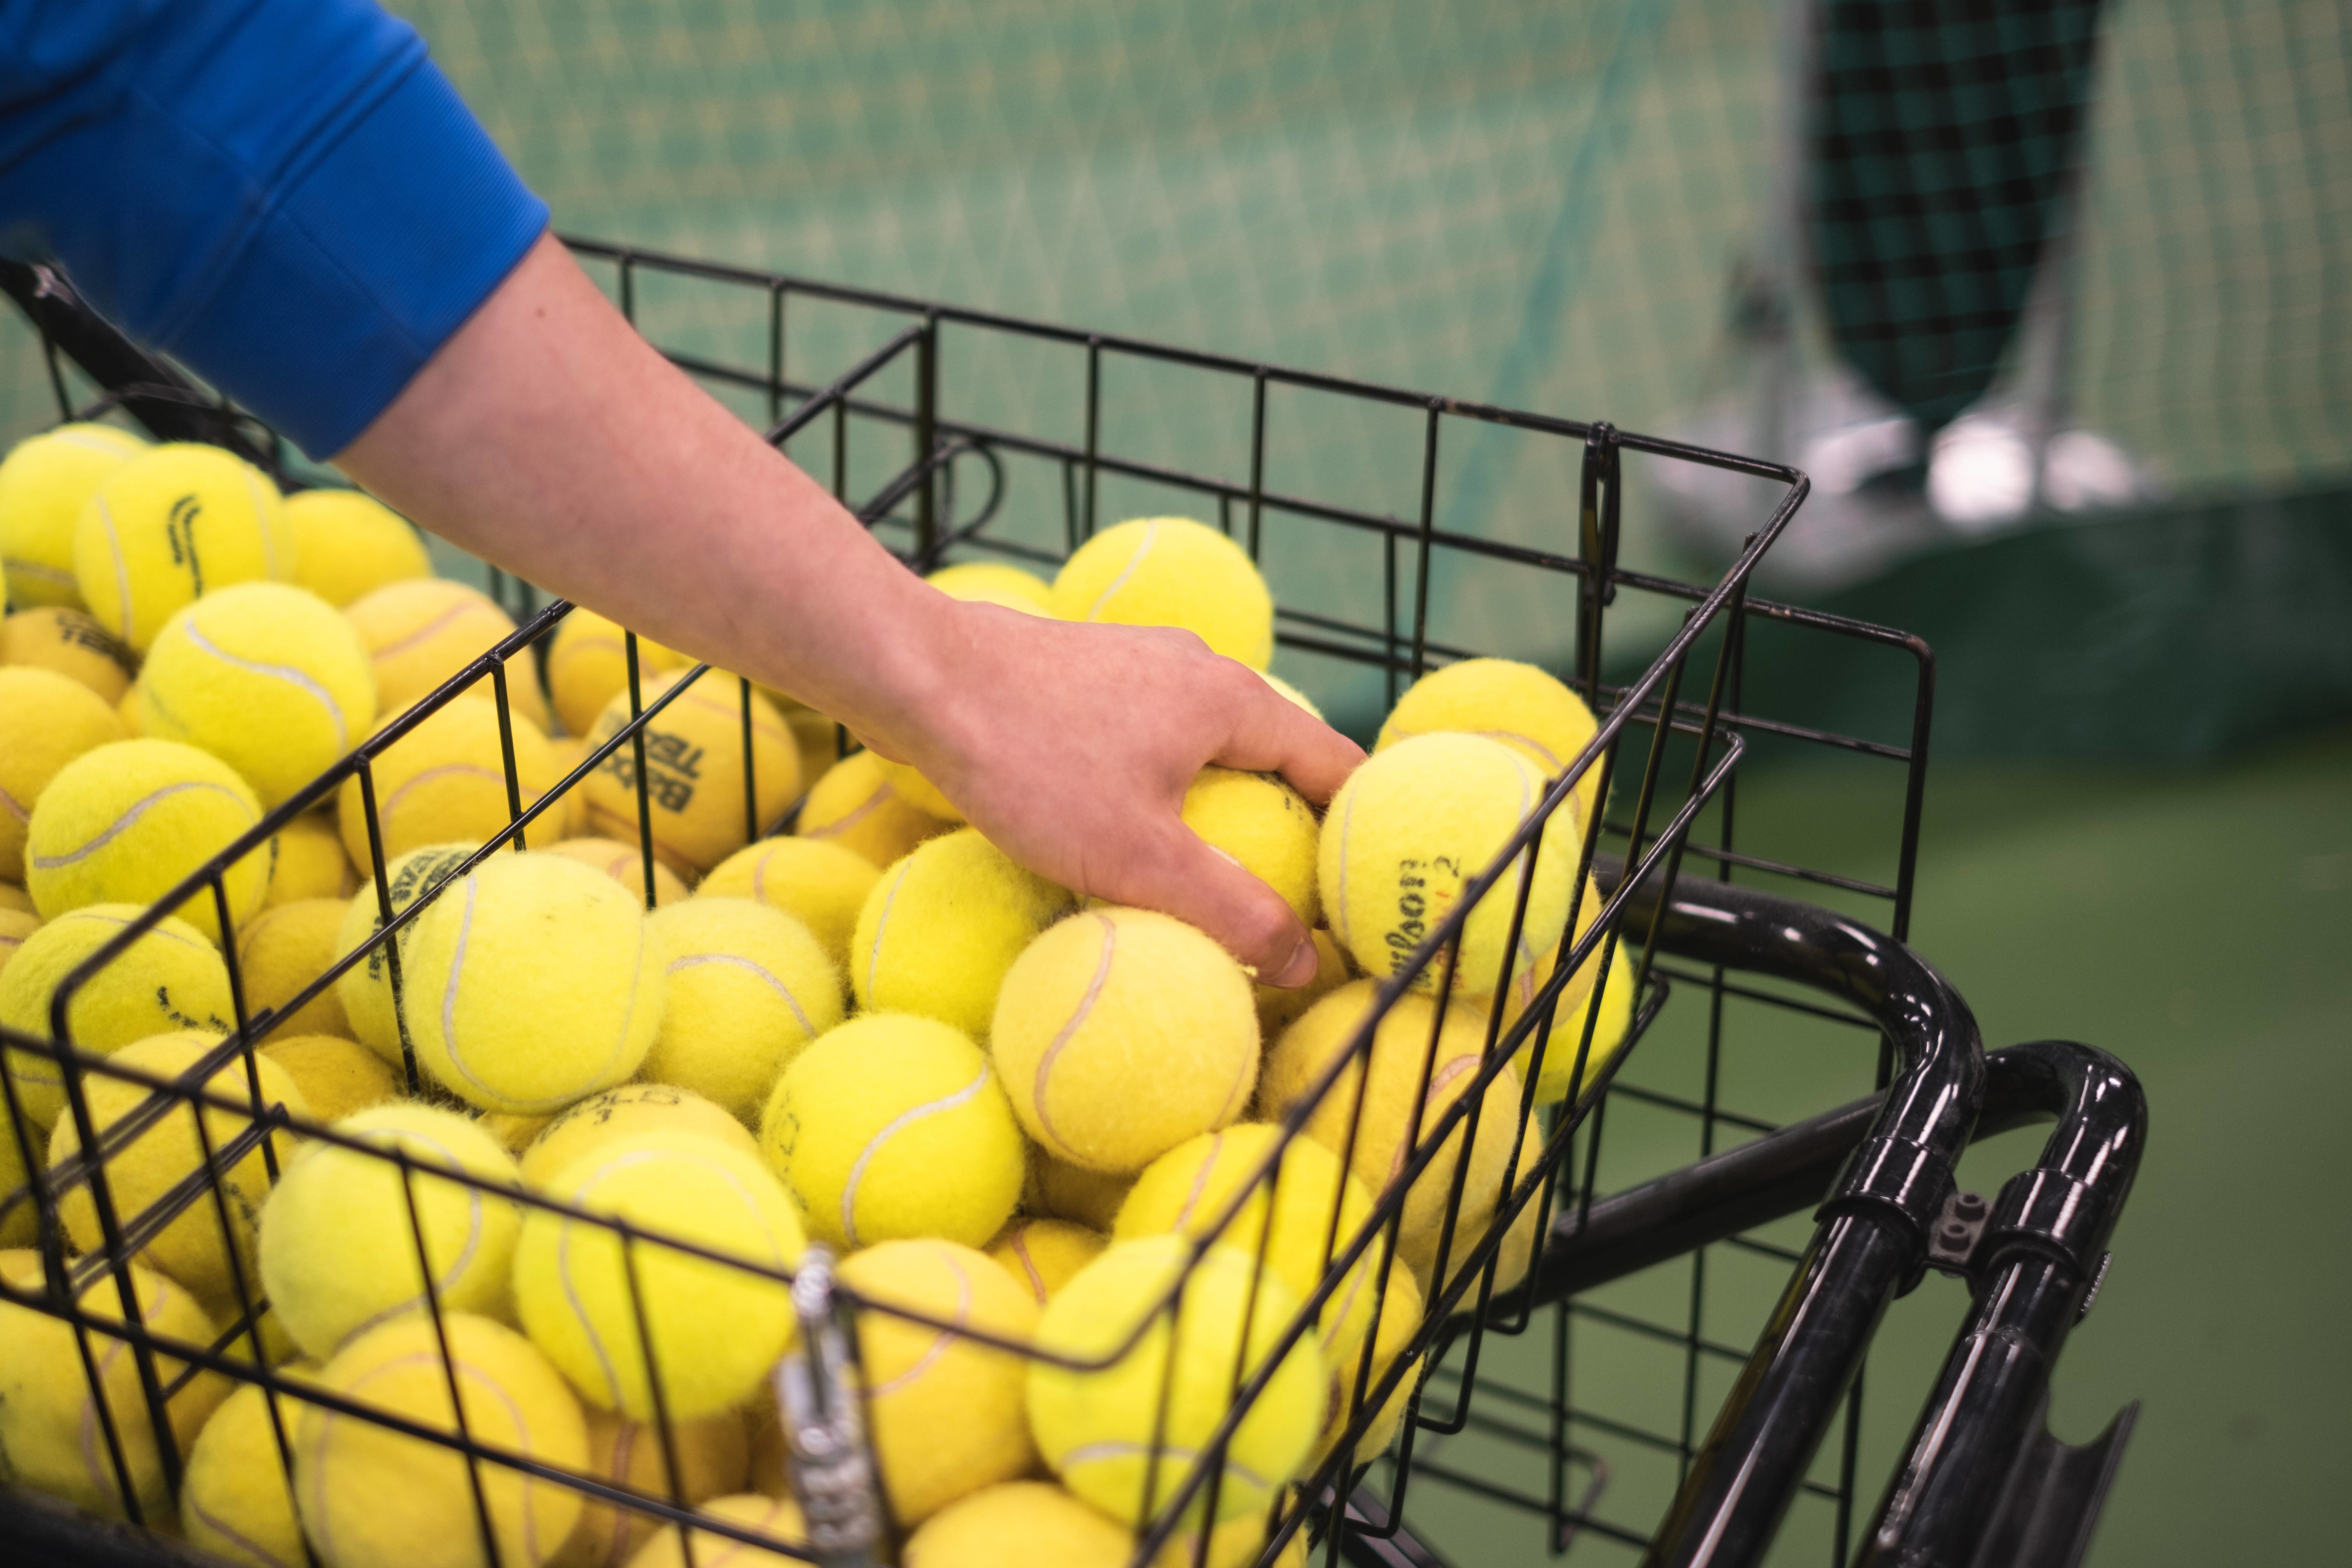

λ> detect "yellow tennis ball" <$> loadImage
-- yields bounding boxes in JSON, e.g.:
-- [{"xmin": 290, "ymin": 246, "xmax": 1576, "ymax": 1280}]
[
  {"xmin": 1319, "ymin": 731, "xmax": 1577, "ymax": 998},
  {"xmin": 779, "ymin": 705, "xmax": 842, "ymax": 803},
  {"xmin": 1115, "ymin": 1124, "xmax": 1379, "ymax": 1368},
  {"xmin": 332, "ymin": 841, "xmax": 475, "ymax": 1063},
  {"xmin": 927, "ymin": 560, "xmax": 1056, "ymax": 614},
  {"xmin": 1, "ymin": 604, "xmax": 136, "ymax": 703},
  {"xmin": 0, "ymin": 902, "xmax": 34, "ymax": 956},
  {"xmin": 1050, "ymin": 517, "xmax": 1275, "ymax": 671},
  {"xmin": 0, "ymin": 1090, "xmax": 37, "ymax": 1248},
  {"xmin": 760, "ymin": 1013, "xmax": 1025, "ymax": 1251},
  {"xmin": 992, "ymin": 907, "xmax": 1259, "ymax": 1174},
  {"xmin": 644, "ymin": 897, "xmax": 844, "ymax": 1122},
  {"xmin": 796, "ymin": 749, "xmax": 953, "ymax": 868},
  {"xmin": 987, "ymin": 1217, "xmax": 1109, "ymax": 1308},
  {"xmin": 1377, "ymin": 657, "xmax": 1603, "ymax": 828},
  {"xmin": 48, "ymin": 1030, "xmax": 307, "ymax": 1300},
  {"xmin": 583, "ymin": 670, "xmax": 798, "ymax": 875},
  {"xmin": 400, "ymin": 850, "xmax": 664, "ymax": 1114},
  {"xmin": 697, "ymin": 836, "xmax": 879, "ymax": 973},
  {"xmin": 1029, "ymin": 1236, "xmax": 1322, "ymax": 1527},
  {"xmin": 1402, "ymin": 1120, "xmax": 1548, "ymax": 1302},
  {"xmin": 1181, "ymin": 766, "xmax": 1320, "ymax": 926},
  {"xmin": 903, "ymin": 1481, "xmax": 1132, "ymax": 1568},
  {"xmin": 0, "ymin": 882, "xmax": 32, "ymax": 914},
  {"xmin": 1, "ymin": 424, "xmax": 148, "ymax": 608},
  {"xmin": 553, "ymin": 1405, "xmax": 751, "ymax": 1568},
  {"xmin": 74, "ymin": 442, "xmax": 292, "ymax": 651},
  {"xmin": 871, "ymin": 755, "xmax": 964, "ymax": 823},
  {"xmin": 259, "ymin": 1101, "xmax": 522, "ymax": 1361},
  {"xmin": 344, "ymin": 576, "xmax": 552, "ymax": 732},
  {"xmin": 139, "ymin": 582, "xmax": 377, "ymax": 807},
  {"xmin": 295, "ymin": 1312, "xmax": 589, "ymax": 1568},
  {"xmin": 236, "ymin": 896, "xmax": 352, "ymax": 1038},
  {"xmin": 850, "ymin": 828, "xmax": 1074, "ymax": 1039},
  {"xmin": 259, "ymin": 1033, "xmax": 399, "ymax": 1123},
  {"xmin": 1022, "ymin": 1148, "xmax": 1135, "ymax": 1232},
  {"xmin": 1256, "ymin": 980, "xmax": 1522, "ymax": 1248},
  {"xmin": 546, "ymin": 836, "xmax": 690, "ymax": 908},
  {"xmin": 284, "ymin": 488, "xmax": 432, "ymax": 608},
  {"xmin": 0, "ymin": 664, "xmax": 125, "ymax": 881},
  {"xmin": 178, "ymin": 1365, "xmax": 323, "ymax": 1568},
  {"xmin": 838, "ymin": 1239, "xmax": 1043, "ymax": 1524},
  {"xmin": 1498, "ymin": 878, "xmax": 1637, "ymax": 1106},
  {"xmin": 26, "ymin": 737, "xmax": 270, "ymax": 942},
  {"xmin": 0, "ymin": 904, "xmax": 234, "ymax": 1127},
  {"xmin": 337, "ymin": 694, "xmax": 563, "ymax": 869},
  {"xmin": 624, "ymin": 1493, "xmax": 809, "ymax": 1568},
  {"xmin": 519, "ymin": 1082, "xmax": 761, "ymax": 1190},
  {"xmin": 1260, "ymin": 672, "xmax": 1322, "ymax": 721},
  {"xmin": 261, "ymin": 809, "xmax": 357, "ymax": 909},
  {"xmin": 0, "ymin": 1248, "xmax": 228, "ymax": 1522},
  {"xmin": 1253, "ymin": 927, "xmax": 1349, "ymax": 1043},
  {"xmin": 546, "ymin": 734, "xmax": 595, "ymax": 838},
  {"xmin": 546, "ymin": 609, "xmax": 689, "ymax": 738},
  {"xmin": 1310, "ymin": 1265, "xmax": 1423, "ymax": 1472},
  {"xmin": 514, "ymin": 1129, "xmax": 805, "ymax": 1419}
]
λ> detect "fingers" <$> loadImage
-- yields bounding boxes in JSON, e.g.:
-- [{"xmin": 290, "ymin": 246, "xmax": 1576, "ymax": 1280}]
[
  {"xmin": 1094, "ymin": 816, "xmax": 1319, "ymax": 987},
  {"xmin": 1208, "ymin": 665, "xmax": 1365, "ymax": 806}
]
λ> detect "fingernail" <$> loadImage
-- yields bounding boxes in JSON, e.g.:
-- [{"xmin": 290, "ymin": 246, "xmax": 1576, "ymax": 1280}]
[{"xmin": 1272, "ymin": 935, "xmax": 1319, "ymax": 989}]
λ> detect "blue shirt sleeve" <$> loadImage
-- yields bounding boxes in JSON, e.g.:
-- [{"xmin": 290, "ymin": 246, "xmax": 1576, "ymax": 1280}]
[{"xmin": 0, "ymin": 0, "xmax": 548, "ymax": 458}]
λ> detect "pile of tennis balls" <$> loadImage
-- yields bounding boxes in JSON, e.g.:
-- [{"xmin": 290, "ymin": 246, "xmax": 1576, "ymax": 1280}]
[{"xmin": 0, "ymin": 424, "xmax": 1640, "ymax": 1568}]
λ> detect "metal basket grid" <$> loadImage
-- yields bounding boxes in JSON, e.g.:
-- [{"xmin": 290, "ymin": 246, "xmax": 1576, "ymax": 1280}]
[{"xmin": 0, "ymin": 236, "xmax": 2140, "ymax": 1568}]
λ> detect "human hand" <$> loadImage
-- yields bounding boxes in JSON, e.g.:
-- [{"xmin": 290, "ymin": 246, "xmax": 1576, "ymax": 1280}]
[{"xmin": 860, "ymin": 599, "xmax": 1363, "ymax": 987}]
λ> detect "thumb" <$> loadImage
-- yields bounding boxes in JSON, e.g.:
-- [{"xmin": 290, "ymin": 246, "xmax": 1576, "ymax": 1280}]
[{"xmin": 1097, "ymin": 816, "xmax": 1320, "ymax": 988}]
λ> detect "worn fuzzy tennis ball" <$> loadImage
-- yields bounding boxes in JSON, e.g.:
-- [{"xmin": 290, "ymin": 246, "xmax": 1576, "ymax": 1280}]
[
  {"xmin": 519, "ymin": 1082, "xmax": 760, "ymax": 1190},
  {"xmin": 1049, "ymin": 517, "xmax": 1275, "ymax": 671},
  {"xmin": 75, "ymin": 443, "xmax": 293, "ymax": 652},
  {"xmin": 49, "ymin": 1031, "xmax": 308, "ymax": 1301},
  {"xmin": 761, "ymin": 1013, "xmax": 1025, "ymax": 1251},
  {"xmin": 25, "ymin": 737, "xmax": 270, "ymax": 943},
  {"xmin": 296, "ymin": 1312, "xmax": 588, "ymax": 1568},
  {"xmin": 236, "ymin": 896, "xmax": 353, "ymax": 1038},
  {"xmin": 1029, "ymin": 1235, "xmax": 1322, "ymax": 1526},
  {"xmin": 178, "ymin": 1365, "xmax": 323, "ymax": 1568},
  {"xmin": 258, "ymin": 1034, "xmax": 398, "ymax": 1123},
  {"xmin": 902, "ymin": 1481, "xmax": 1132, "ymax": 1568},
  {"xmin": 927, "ymin": 560, "xmax": 1056, "ymax": 615},
  {"xmin": 284, "ymin": 488, "xmax": 431, "ymax": 609},
  {"xmin": 332, "ymin": 841, "xmax": 474, "ymax": 1064},
  {"xmin": 838, "ymin": 1239, "xmax": 1042, "ymax": 1524},
  {"xmin": 551, "ymin": 1404, "xmax": 751, "ymax": 1568},
  {"xmin": 644, "ymin": 898, "xmax": 844, "ymax": 1123},
  {"xmin": 139, "ymin": 582, "xmax": 377, "ymax": 807},
  {"xmin": 1498, "ymin": 879, "xmax": 1638, "ymax": 1106},
  {"xmin": 337, "ymin": 694, "xmax": 563, "ymax": 868},
  {"xmin": 583, "ymin": 670, "xmax": 798, "ymax": 876},
  {"xmin": 259, "ymin": 1102, "xmax": 523, "ymax": 1360},
  {"xmin": 0, "ymin": 1248, "xmax": 228, "ymax": 1522},
  {"xmin": 796, "ymin": 749, "xmax": 952, "ymax": 868},
  {"xmin": 0, "ymin": 665, "xmax": 125, "ymax": 882},
  {"xmin": 1319, "ymin": 731, "xmax": 1577, "ymax": 998},
  {"xmin": 400, "ymin": 851, "xmax": 663, "ymax": 1115},
  {"xmin": 0, "ymin": 883, "xmax": 31, "ymax": 914},
  {"xmin": 987, "ymin": 1218, "xmax": 1110, "ymax": 1308},
  {"xmin": 697, "ymin": 836, "xmax": 879, "ymax": 972},
  {"xmin": 1253, "ymin": 928, "xmax": 1349, "ymax": 1043},
  {"xmin": 1182, "ymin": 766, "xmax": 1320, "ymax": 926},
  {"xmin": 1259, "ymin": 672, "xmax": 1321, "ymax": 721},
  {"xmin": 0, "ymin": 1095, "xmax": 37, "ymax": 1247},
  {"xmin": 1115, "ymin": 1124, "xmax": 1379, "ymax": 1367},
  {"xmin": 1402, "ymin": 1120, "xmax": 1548, "ymax": 1302},
  {"xmin": 1022, "ymin": 1148, "xmax": 1134, "ymax": 1232},
  {"xmin": 624, "ymin": 1493, "xmax": 809, "ymax": 1568},
  {"xmin": 1377, "ymin": 656, "xmax": 1603, "ymax": 828},
  {"xmin": 545, "ymin": 734, "xmax": 595, "ymax": 838},
  {"xmin": 1256, "ymin": 980, "xmax": 1522, "ymax": 1249},
  {"xmin": 546, "ymin": 609, "xmax": 689, "ymax": 738},
  {"xmin": 546, "ymin": 836, "xmax": 690, "ymax": 908},
  {"xmin": 0, "ymin": 423, "xmax": 148, "ymax": 609},
  {"xmin": 851, "ymin": 829, "xmax": 1073, "ymax": 1039},
  {"xmin": 1, "ymin": 604, "xmax": 136, "ymax": 703},
  {"xmin": 992, "ymin": 907, "xmax": 1259, "ymax": 1175},
  {"xmin": 0, "ymin": 905, "xmax": 234, "ymax": 1125},
  {"xmin": 1309, "ymin": 1265, "xmax": 1423, "ymax": 1472},
  {"xmin": 514, "ymin": 1129, "xmax": 805, "ymax": 1419},
  {"xmin": 261, "ymin": 810, "xmax": 357, "ymax": 909},
  {"xmin": 343, "ymin": 576, "xmax": 551, "ymax": 732}
]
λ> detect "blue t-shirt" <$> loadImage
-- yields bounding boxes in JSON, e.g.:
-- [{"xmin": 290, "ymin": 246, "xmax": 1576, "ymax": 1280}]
[{"xmin": 0, "ymin": 0, "xmax": 547, "ymax": 458}]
